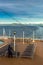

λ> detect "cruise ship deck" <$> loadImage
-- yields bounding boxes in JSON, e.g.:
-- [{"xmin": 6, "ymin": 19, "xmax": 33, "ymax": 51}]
[{"xmin": 0, "ymin": 37, "xmax": 43, "ymax": 65}]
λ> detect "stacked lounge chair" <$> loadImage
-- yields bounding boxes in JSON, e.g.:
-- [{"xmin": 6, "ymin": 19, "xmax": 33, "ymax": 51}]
[
  {"xmin": 0, "ymin": 44, "xmax": 8, "ymax": 56},
  {"xmin": 21, "ymin": 43, "xmax": 36, "ymax": 58},
  {"xmin": 0, "ymin": 43, "xmax": 16, "ymax": 57}
]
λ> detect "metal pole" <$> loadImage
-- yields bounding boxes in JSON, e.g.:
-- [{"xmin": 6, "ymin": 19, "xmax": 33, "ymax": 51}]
[
  {"xmin": 14, "ymin": 34, "xmax": 16, "ymax": 51},
  {"xmin": 9, "ymin": 30, "xmax": 11, "ymax": 38},
  {"xmin": 33, "ymin": 31, "xmax": 35, "ymax": 42},
  {"xmin": 23, "ymin": 31, "xmax": 24, "ymax": 44},
  {"xmin": 3, "ymin": 28, "xmax": 6, "ymax": 37},
  {"xmin": 14, "ymin": 32, "xmax": 17, "ymax": 58}
]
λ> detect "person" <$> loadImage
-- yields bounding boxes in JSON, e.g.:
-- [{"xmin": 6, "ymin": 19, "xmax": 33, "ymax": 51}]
[{"xmin": 7, "ymin": 45, "xmax": 13, "ymax": 57}]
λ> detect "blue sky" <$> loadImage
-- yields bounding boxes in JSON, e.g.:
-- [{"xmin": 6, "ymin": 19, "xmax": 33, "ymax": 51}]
[{"xmin": 0, "ymin": 0, "xmax": 43, "ymax": 24}]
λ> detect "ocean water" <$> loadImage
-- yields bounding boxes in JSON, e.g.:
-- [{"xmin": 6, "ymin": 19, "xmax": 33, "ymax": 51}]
[{"xmin": 0, "ymin": 25, "xmax": 43, "ymax": 39}]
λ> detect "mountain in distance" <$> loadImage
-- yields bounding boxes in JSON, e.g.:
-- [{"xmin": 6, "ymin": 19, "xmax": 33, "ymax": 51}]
[{"xmin": 0, "ymin": 22, "xmax": 43, "ymax": 26}]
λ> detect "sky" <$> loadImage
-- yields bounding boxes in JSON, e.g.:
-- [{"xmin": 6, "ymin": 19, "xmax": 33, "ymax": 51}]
[{"xmin": 0, "ymin": 0, "xmax": 43, "ymax": 24}]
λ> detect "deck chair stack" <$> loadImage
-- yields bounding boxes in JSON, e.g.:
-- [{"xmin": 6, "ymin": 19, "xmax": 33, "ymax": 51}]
[
  {"xmin": 0, "ymin": 45, "xmax": 8, "ymax": 56},
  {"xmin": 21, "ymin": 43, "xmax": 36, "ymax": 58}
]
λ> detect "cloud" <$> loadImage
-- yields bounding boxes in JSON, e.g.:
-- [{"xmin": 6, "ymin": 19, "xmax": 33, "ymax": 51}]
[{"xmin": 0, "ymin": 0, "xmax": 43, "ymax": 23}]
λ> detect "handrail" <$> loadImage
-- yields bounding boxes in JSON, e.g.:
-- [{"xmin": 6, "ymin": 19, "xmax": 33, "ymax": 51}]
[{"xmin": 0, "ymin": 43, "xmax": 10, "ymax": 49}]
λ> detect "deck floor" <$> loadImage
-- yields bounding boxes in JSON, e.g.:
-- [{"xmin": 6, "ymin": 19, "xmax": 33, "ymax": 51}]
[
  {"xmin": 0, "ymin": 55, "xmax": 43, "ymax": 65},
  {"xmin": 0, "ymin": 40, "xmax": 43, "ymax": 65}
]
